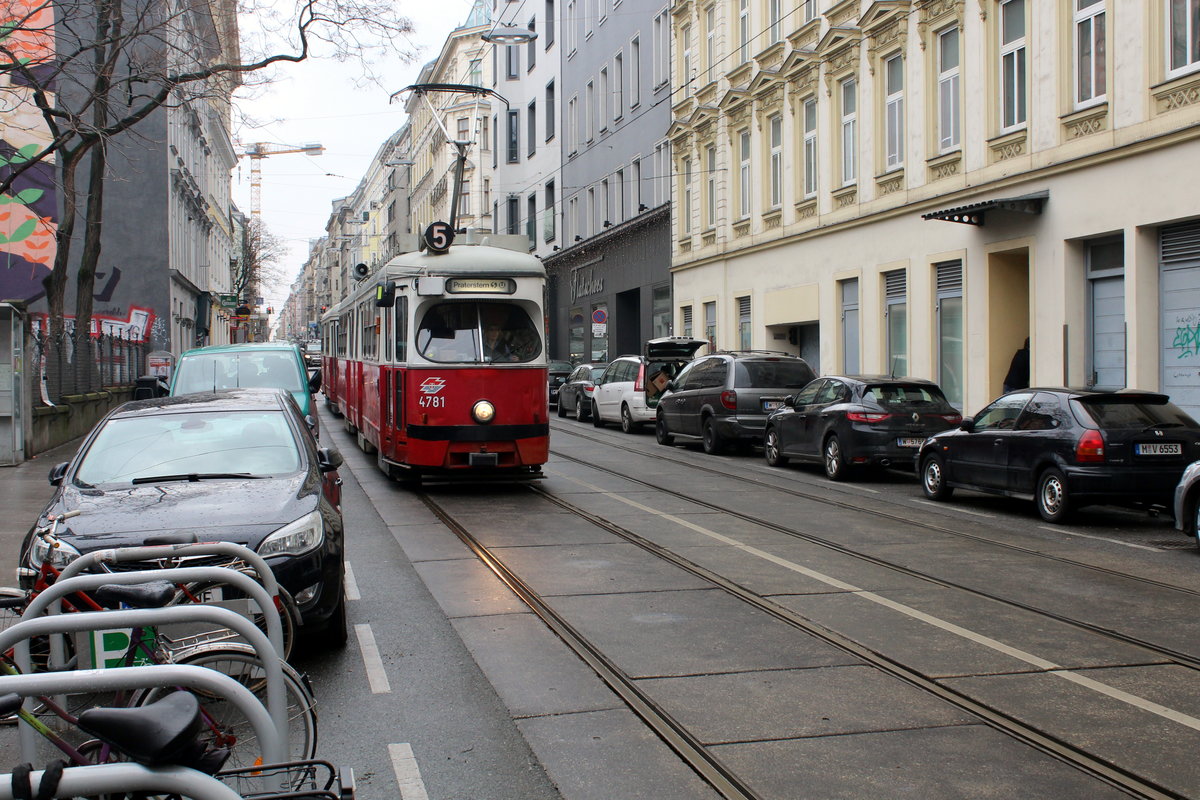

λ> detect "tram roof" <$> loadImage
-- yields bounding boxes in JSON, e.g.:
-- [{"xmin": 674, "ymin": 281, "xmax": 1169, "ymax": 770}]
[{"xmin": 382, "ymin": 242, "xmax": 546, "ymax": 279}]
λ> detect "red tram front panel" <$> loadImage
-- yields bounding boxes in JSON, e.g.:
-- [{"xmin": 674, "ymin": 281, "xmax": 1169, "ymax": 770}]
[{"xmin": 388, "ymin": 365, "xmax": 549, "ymax": 470}]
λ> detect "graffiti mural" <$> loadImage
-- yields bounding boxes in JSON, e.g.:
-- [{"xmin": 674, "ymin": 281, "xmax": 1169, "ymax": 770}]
[
  {"xmin": 0, "ymin": 0, "xmax": 57, "ymax": 303},
  {"xmin": 32, "ymin": 306, "xmax": 156, "ymax": 342}
]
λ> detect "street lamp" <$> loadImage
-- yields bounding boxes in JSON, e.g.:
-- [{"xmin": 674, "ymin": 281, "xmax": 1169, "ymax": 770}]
[{"xmin": 482, "ymin": 26, "xmax": 537, "ymax": 45}]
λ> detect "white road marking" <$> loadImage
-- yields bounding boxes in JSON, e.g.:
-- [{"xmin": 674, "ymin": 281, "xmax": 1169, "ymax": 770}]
[
  {"xmin": 354, "ymin": 623, "xmax": 391, "ymax": 694},
  {"xmin": 911, "ymin": 498, "xmax": 995, "ymax": 518},
  {"xmin": 549, "ymin": 470, "xmax": 1200, "ymax": 732},
  {"xmin": 344, "ymin": 562, "xmax": 361, "ymax": 601},
  {"xmin": 388, "ymin": 743, "xmax": 430, "ymax": 800},
  {"xmin": 1037, "ymin": 526, "xmax": 1161, "ymax": 552}
]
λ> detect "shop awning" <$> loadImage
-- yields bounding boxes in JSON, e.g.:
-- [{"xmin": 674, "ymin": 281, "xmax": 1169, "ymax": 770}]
[{"xmin": 921, "ymin": 191, "xmax": 1048, "ymax": 226}]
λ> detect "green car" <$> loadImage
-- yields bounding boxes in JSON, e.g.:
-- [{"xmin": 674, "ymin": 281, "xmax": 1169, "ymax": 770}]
[{"xmin": 169, "ymin": 342, "xmax": 321, "ymax": 430}]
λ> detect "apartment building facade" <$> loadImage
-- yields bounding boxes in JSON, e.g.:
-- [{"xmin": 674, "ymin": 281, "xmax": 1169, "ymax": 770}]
[{"xmin": 668, "ymin": 0, "xmax": 1200, "ymax": 415}]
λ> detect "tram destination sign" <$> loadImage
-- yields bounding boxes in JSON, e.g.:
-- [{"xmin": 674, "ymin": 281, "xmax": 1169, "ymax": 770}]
[{"xmin": 446, "ymin": 278, "xmax": 516, "ymax": 294}]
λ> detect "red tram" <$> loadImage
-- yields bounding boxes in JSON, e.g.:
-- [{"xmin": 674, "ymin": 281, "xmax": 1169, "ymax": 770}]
[{"xmin": 320, "ymin": 229, "xmax": 549, "ymax": 482}]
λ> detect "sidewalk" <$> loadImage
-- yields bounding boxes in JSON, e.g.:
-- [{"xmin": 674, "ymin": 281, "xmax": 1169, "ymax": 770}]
[{"xmin": 0, "ymin": 439, "xmax": 84, "ymax": 585}]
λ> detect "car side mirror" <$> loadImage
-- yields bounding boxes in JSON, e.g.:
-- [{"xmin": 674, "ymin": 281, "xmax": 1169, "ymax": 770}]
[
  {"xmin": 48, "ymin": 462, "xmax": 69, "ymax": 486},
  {"xmin": 316, "ymin": 447, "xmax": 343, "ymax": 473},
  {"xmin": 305, "ymin": 415, "xmax": 318, "ymax": 433},
  {"xmin": 784, "ymin": 395, "xmax": 795, "ymax": 407},
  {"xmin": 308, "ymin": 369, "xmax": 322, "ymax": 394},
  {"xmin": 959, "ymin": 417, "xmax": 976, "ymax": 432},
  {"xmin": 666, "ymin": 379, "xmax": 678, "ymax": 392}
]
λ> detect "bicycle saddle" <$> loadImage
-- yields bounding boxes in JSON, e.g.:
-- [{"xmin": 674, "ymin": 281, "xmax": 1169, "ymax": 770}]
[
  {"xmin": 77, "ymin": 690, "xmax": 201, "ymax": 766},
  {"xmin": 93, "ymin": 580, "xmax": 176, "ymax": 609}
]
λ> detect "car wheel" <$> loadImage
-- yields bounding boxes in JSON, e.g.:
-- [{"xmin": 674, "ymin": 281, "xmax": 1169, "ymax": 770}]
[
  {"xmin": 823, "ymin": 435, "xmax": 850, "ymax": 481},
  {"xmin": 620, "ymin": 404, "xmax": 637, "ymax": 434},
  {"xmin": 921, "ymin": 453, "xmax": 953, "ymax": 500},
  {"xmin": 1037, "ymin": 467, "xmax": 1072, "ymax": 523},
  {"xmin": 764, "ymin": 427, "xmax": 788, "ymax": 467},
  {"xmin": 702, "ymin": 418, "xmax": 726, "ymax": 454},
  {"xmin": 591, "ymin": 400, "xmax": 605, "ymax": 427},
  {"xmin": 556, "ymin": 397, "xmax": 567, "ymax": 417},
  {"xmin": 656, "ymin": 414, "xmax": 674, "ymax": 446},
  {"xmin": 575, "ymin": 394, "xmax": 589, "ymax": 421}
]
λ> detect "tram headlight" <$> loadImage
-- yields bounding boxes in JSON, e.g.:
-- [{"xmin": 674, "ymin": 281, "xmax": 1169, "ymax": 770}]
[{"xmin": 472, "ymin": 400, "xmax": 496, "ymax": 424}]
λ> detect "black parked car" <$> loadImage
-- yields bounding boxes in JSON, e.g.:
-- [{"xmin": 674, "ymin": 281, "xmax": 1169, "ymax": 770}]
[
  {"xmin": 656, "ymin": 352, "xmax": 816, "ymax": 454},
  {"xmin": 763, "ymin": 376, "xmax": 961, "ymax": 480},
  {"xmin": 918, "ymin": 388, "xmax": 1200, "ymax": 523},
  {"xmin": 22, "ymin": 388, "xmax": 348, "ymax": 644},
  {"xmin": 557, "ymin": 363, "xmax": 606, "ymax": 420},
  {"xmin": 548, "ymin": 360, "xmax": 574, "ymax": 408}
]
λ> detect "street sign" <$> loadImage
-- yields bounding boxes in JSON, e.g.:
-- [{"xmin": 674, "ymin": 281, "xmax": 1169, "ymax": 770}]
[{"xmin": 591, "ymin": 308, "xmax": 607, "ymax": 325}]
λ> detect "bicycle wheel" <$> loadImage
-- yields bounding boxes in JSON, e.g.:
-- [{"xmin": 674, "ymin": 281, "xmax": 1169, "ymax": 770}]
[
  {"xmin": 133, "ymin": 644, "xmax": 318, "ymax": 769},
  {"xmin": 168, "ymin": 578, "xmax": 299, "ymax": 660}
]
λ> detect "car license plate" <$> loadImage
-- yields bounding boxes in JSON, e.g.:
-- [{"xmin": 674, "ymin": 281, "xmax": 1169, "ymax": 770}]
[
  {"xmin": 1135, "ymin": 442, "xmax": 1181, "ymax": 455},
  {"xmin": 762, "ymin": 400, "xmax": 782, "ymax": 412},
  {"xmin": 897, "ymin": 437, "xmax": 925, "ymax": 448}
]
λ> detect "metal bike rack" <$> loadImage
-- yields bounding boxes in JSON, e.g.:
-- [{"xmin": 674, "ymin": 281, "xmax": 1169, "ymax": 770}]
[
  {"xmin": 26, "ymin": 566, "xmax": 286, "ymax": 660},
  {"xmin": 57, "ymin": 541, "xmax": 282, "ymax": 600},
  {"xmin": 2, "ymin": 606, "xmax": 288, "ymax": 766},
  {"xmin": 0, "ymin": 664, "xmax": 282, "ymax": 770},
  {"xmin": 0, "ymin": 763, "xmax": 244, "ymax": 800}
]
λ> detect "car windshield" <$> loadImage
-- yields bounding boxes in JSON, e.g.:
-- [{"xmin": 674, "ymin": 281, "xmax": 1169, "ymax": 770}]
[
  {"xmin": 550, "ymin": 361, "xmax": 573, "ymax": 373},
  {"xmin": 1073, "ymin": 397, "xmax": 1199, "ymax": 429},
  {"xmin": 865, "ymin": 384, "xmax": 950, "ymax": 407},
  {"xmin": 172, "ymin": 352, "xmax": 304, "ymax": 394},
  {"xmin": 734, "ymin": 360, "xmax": 816, "ymax": 389},
  {"xmin": 416, "ymin": 301, "xmax": 542, "ymax": 364},
  {"xmin": 75, "ymin": 410, "xmax": 302, "ymax": 485}
]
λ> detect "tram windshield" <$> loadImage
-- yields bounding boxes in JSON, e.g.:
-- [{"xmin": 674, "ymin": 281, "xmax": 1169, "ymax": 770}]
[{"xmin": 416, "ymin": 302, "xmax": 542, "ymax": 364}]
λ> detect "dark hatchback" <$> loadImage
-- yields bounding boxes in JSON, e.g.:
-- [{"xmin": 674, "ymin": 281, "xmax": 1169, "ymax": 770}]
[
  {"xmin": 918, "ymin": 389, "xmax": 1200, "ymax": 523},
  {"xmin": 656, "ymin": 352, "xmax": 816, "ymax": 454},
  {"xmin": 763, "ymin": 376, "xmax": 961, "ymax": 480},
  {"xmin": 548, "ymin": 360, "xmax": 574, "ymax": 407},
  {"xmin": 557, "ymin": 363, "xmax": 606, "ymax": 420},
  {"xmin": 22, "ymin": 388, "xmax": 348, "ymax": 644}
]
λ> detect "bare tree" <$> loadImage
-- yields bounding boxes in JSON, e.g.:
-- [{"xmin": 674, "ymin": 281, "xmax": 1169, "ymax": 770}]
[
  {"xmin": 0, "ymin": 0, "xmax": 413, "ymax": 348},
  {"xmin": 235, "ymin": 215, "xmax": 288, "ymax": 300}
]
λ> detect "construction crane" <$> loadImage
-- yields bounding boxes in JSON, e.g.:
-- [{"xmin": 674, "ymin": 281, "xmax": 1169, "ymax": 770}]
[{"xmin": 239, "ymin": 142, "xmax": 325, "ymax": 218}]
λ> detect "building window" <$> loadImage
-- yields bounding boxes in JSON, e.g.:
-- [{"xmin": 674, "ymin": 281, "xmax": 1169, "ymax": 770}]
[
  {"xmin": 705, "ymin": 144, "xmax": 717, "ymax": 227},
  {"xmin": 569, "ymin": 306, "xmax": 583, "ymax": 361},
  {"xmin": 506, "ymin": 45, "xmax": 519, "ymax": 79},
  {"xmin": 459, "ymin": 181, "xmax": 470, "ymax": 216},
  {"xmin": 615, "ymin": 169, "xmax": 625, "ymax": 220},
  {"xmin": 1075, "ymin": 0, "xmax": 1106, "ymax": 107},
  {"xmin": 481, "ymin": 116, "xmax": 490, "ymax": 151},
  {"xmin": 841, "ymin": 278, "xmax": 860, "ymax": 374},
  {"xmin": 884, "ymin": 269, "xmax": 907, "ymax": 376},
  {"xmin": 681, "ymin": 23, "xmax": 694, "ymax": 97},
  {"xmin": 631, "ymin": 35, "xmax": 642, "ymax": 106},
  {"xmin": 937, "ymin": 26, "xmax": 961, "ymax": 152},
  {"xmin": 1000, "ymin": 0, "xmax": 1027, "ymax": 131},
  {"xmin": 1169, "ymin": 0, "xmax": 1200, "ymax": 76},
  {"xmin": 655, "ymin": 141, "xmax": 671, "ymax": 206},
  {"xmin": 705, "ymin": 6, "xmax": 717, "ymax": 84},
  {"xmin": 528, "ymin": 20, "xmax": 537, "ymax": 70},
  {"xmin": 527, "ymin": 193, "xmax": 537, "ymax": 247},
  {"xmin": 506, "ymin": 195, "xmax": 519, "ymax": 235},
  {"xmin": 567, "ymin": 0, "xmax": 577, "ymax": 52},
  {"xmin": 632, "ymin": 157, "xmax": 642, "ymax": 210},
  {"xmin": 588, "ymin": 187, "xmax": 596, "ymax": 235},
  {"xmin": 738, "ymin": 296, "xmax": 751, "ymax": 350},
  {"xmin": 653, "ymin": 285, "xmax": 671, "ymax": 337},
  {"xmin": 1086, "ymin": 236, "xmax": 1125, "ymax": 390},
  {"xmin": 597, "ymin": 0, "xmax": 605, "ymax": 24},
  {"xmin": 769, "ymin": 114, "xmax": 783, "ymax": 208},
  {"xmin": 568, "ymin": 96, "xmax": 578, "ymax": 154},
  {"xmin": 585, "ymin": 80, "xmax": 594, "ymax": 142},
  {"xmin": 613, "ymin": 52, "xmax": 624, "ymax": 120},
  {"xmin": 527, "ymin": 100, "xmax": 537, "ymax": 157},
  {"xmin": 935, "ymin": 261, "xmax": 963, "ymax": 408},
  {"xmin": 884, "ymin": 54, "xmax": 904, "ymax": 170},
  {"xmin": 738, "ymin": 129, "xmax": 751, "ymax": 217},
  {"xmin": 507, "ymin": 110, "xmax": 519, "ymax": 163},
  {"xmin": 568, "ymin": 196, "xmax": 578, "ymax": 240},
  {"xmin": 768, "ymin": 0, "xmax": 781, "ymax": 44},
  {"xmin": 801, "ymin": 0, "xmax": 816, "ymax": 24},
  {"xmin": 681, "ymin": 305, "xmax": 693, "ymax": 337},
  {"xmin": 682, "ymin": 157, "xmax": 693, "ymax": 234},
  {"xmin": 738, "ymin": 0, "xmax": 750, "ymax": 64},
  {"xmin": 544, "ymin": 180, "xmax": 556, "ymax": 242},
  {"xmin": 704, "ymin": 301, "xmax": 717, "ymax": 350},
  {"xmin": 457, "ymin": 117, "xmax": 469, "ymax": 141},
  {"xmin": 601, "ymin": 178, "xmax": 610, "ymax": 225},
  {"xmin": 483, "ymin": 178, "xmax": 490, "ymax": 208},
  {"xmin": 840, "ymin": 78, "xmax": 857, "ymax": 185},
  {"xmin": 468, "ymin": 58, "xmax": 482, "ymax": 85},
  {"xmin": 654, "ymin": 12, "xmax": 669, "ymax": 87},
  {"xmin": 803, "ymin": 97, "xmax": 818, "ymax": 198},
  {"xmin": 546, "ymin": 81, "xmax": 556, "ymax": 141},
  {"xmin": 545, "ymin": 0, "xmax": 555, "ymax": 48},
  {"xmin": 599, "ymin": 66, "xmax": 609, "ymax": 131}
]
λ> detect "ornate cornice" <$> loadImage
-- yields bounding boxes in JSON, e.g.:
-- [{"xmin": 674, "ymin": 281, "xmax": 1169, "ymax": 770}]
[
  {"xmin": 824, "ymin": 0, "xmax": 860, "ymax": 28},
  {"xmin": 916, "ymin": 0, "xmax": 964, "ymax": 48}
]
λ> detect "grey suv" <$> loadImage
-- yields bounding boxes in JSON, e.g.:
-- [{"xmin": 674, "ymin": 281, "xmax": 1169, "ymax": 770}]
[{"xmin": 655, "ymin": 352, "xmax": 817, "ymax": 454}]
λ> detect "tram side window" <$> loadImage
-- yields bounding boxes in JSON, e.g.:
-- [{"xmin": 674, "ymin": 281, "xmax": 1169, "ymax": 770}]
[
  {"xmin": 336, "ymin": 316, "xmax": 348, "ymax": 357},
  {"xmin": 360, "ymin": 301, "xmax": 377, "ymax": 360},
  {"xmin": 394, "ymin": 297, "xmax": 409, "ymax": 362},
  {"xmin": 416, "ymin": 301, "xmax": 542, "ymax": 363}
]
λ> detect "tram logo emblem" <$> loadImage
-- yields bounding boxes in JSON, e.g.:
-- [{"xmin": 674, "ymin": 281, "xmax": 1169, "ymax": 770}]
[{"xmin": 419, "ymin": 377, "xmax": 447, "ymax": 395}]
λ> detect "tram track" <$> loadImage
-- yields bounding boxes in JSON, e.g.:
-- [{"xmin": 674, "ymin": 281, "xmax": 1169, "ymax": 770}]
[{"xmin": 415, "ymin": 482, "xmax": 1175, "ymax": 799}]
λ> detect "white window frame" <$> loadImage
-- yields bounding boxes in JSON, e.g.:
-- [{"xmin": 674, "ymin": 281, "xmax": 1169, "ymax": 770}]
[
  {"xmin": 682, "ymin": 23, "xmax": 694, "ymax": 97},
  {"xmin": 599, "ymin": 67, "xmax": 609, "ymax": 131},
  {"xmin": 840, "ymin": 78, "xmax": 857, "ymax": 185},
  {"xmin": 613, "ymin": 52, "xmax": 624, "ymax": 121},
  {"xmin": 801, "ymin": 0, "xmax": 816, "ymax": 24},
  {"xmin": 706, "ymin": 6, "xmax": 717, "ymax": 84},
  {"xmin": 1074, "ymin": 0, "xmax": 1106, "ymax": 108},
  {"xmin": 654, "ymin": 11, "xmax": 670, "ymax": 88},
  {"xmin": 884, "ymin": 53, "xmax": 904, "ymax": 170},
  {"xmin": 738, "ymin": 0, "xmax": 750, "ymax": 64},
  {"xmin": 999, "ymin": 0, "xmax": 1027, "ymax": 133},
  {"xmin": 769, "ymin": 114, "xmax": 783, "ymax": 208},
  {"xmin": 630, "ymin": 36, "xmax": 642, "ymax": 107},
  {"xmin": 803, "ymin": 97, "xmax": 818, "ymax": 198},
  {"xmin": 585, "ymin": 80, "xmax": 594, "ymax": 142},
  {"xmin": 738, "ymin": 129, "xmax": 751, "ymax": 218},
  {"xmin": 633, "ymin": 157, "xmax": 642, "ymax": 210},
  {"xmin": 568, "ymin": 95, "xmax": 578, "ymax": 154},
  {"xmin": 705, "ymin": 144, "xmax": 717, "ymax": 227},
  {"xmin": 1168, "ymin": 0, "xmax": 1200, "ymax": 78},
  {"xmin": 937, "ymin": 26, "xmax": 961, "ymax": 152},
  {"xmin": 769, "ymin": 0, "xmax": 781, "ymax": 44},
  {"xmin": 682, "ymin": 157, "xmax": 693, "ymax": 234}
]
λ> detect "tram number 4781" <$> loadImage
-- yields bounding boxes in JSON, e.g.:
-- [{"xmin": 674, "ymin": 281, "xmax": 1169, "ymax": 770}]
[{"xmin": 418, "ymin": 395, "xmax": 446, "ymax": 408}]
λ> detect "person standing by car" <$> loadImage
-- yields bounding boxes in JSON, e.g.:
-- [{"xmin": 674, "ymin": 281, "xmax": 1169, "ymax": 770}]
[{"xmin": 1004, "ymin": 337, "xmax": 1030, "ymax": 393}]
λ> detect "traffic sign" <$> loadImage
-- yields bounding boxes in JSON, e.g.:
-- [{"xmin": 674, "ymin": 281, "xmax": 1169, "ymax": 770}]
[{"xmin": 591, "ymin": 308, "xmax": 607, "ymax": 325}]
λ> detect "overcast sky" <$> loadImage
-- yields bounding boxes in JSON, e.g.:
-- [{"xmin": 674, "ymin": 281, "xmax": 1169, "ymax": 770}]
[{"xmin": 230, "ymin": 1, "xmax": 477, "ymax": 312}]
